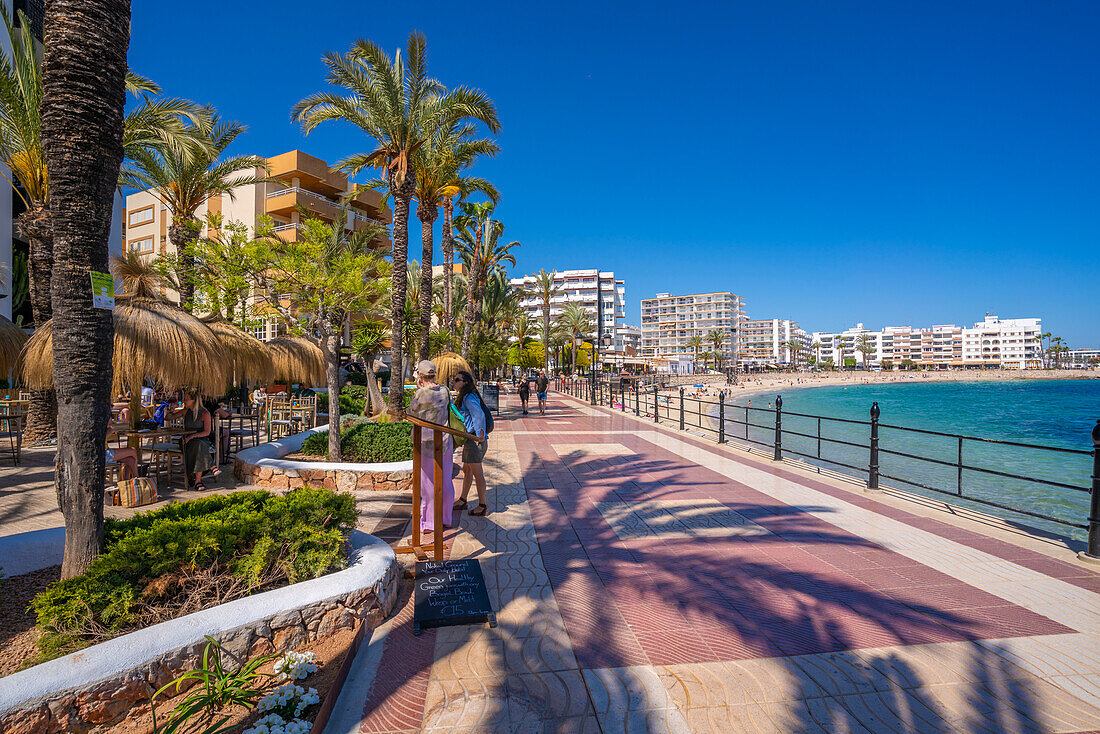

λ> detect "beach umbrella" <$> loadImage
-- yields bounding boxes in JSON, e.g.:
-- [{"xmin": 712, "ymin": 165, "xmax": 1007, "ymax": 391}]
[
  {"xmin": 19, "ymin": 254, "xmax": 229, "ymax": 425},
  {"xmin": 0, "ymin": 314, "xmax": 27, "ymax": 375},
  {"xmin": 201, "ymin": 316, "xmax": 274, "ymax": 386},
  {"xmin": 433, "ymin": 351, "xmax": 471, "ymax": 387},
  {"xmin": 265, "ymin": 336, "xmax": 325, "ymax": 386}
]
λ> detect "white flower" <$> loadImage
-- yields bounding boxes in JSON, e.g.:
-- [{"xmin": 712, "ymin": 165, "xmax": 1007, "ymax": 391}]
[
  {"xmin": 244, "ymin": 713, "xmax": 287, "ymax": 734},
  {"xmin": 273, "ymin": 650, "xmax": 319, "ymax": 680},
  {"xmin": 284, "ymin": 719, "xmax": 312, "ymax": 734}
]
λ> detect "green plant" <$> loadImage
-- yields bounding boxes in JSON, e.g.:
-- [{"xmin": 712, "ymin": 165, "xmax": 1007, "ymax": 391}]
[
  {"xmin": 300, "ymin": 421, "xmax": 413, "ymax": 463},
  {"xmin": 345, "ymin": 372, "xmax": 370, "ymax": 387},
  {"xmin": 31, "ymin": 489, "xmax": 355, "ymax": 656},
  {"xmin": 151, "ymin": 636, "xmax": 273, "ymax": 734}
]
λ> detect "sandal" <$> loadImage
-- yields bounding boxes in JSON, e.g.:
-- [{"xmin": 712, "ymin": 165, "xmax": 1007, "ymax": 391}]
[
  {"xmin": 468, "ymin": 504, "xmax": 488, "ymax": 516},
  {"xmin": 194, "ymin": 481, "xmax": 208, "ymax": 491},
  {"xmin": 453, "ymin": 498, "xmax": 469, "ymax": 510}
]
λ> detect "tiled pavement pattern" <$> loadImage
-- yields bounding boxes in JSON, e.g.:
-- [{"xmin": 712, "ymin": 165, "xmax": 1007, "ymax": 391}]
[{"xmin": 341, "ymin": 388, "xmax": 1100, "ymax": 733}]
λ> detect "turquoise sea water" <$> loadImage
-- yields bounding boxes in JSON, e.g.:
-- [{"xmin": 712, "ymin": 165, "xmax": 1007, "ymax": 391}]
[{"xmin": 727, "ymin": 379, "xmax": 1099, "ymax": 541}]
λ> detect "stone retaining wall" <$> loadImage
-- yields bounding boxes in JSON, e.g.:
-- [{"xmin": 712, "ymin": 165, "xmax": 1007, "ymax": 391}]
[
  {"xmin": 233, "ymin": 423, "xmax": 413, "ymax": 493},
  {"xmin": 0, "ymin": 534, "xmax": 398, "ymax": 734}
]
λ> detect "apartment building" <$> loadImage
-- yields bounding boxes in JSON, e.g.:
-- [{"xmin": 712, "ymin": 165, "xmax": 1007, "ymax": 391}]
[
  {"xmin": 123, "ymin": 150, "xmax": 389, "ymax": 340},
  {"xmin": 1068, "ymin": 348, "xmax": 1100, "ymax": 366},
  {"xmin": 618, "ymin": 324, "xmax": 641, "ymax": 356},
  {"xmin": 741, "ymin": 319, "xmax": 810, "ymax": 366},
  {"xmin": 510, "ymin": 269, "xmax": 626, "ymax": 358},
  {"xmin": 812, "ymin": 315, "xmax": 1043, "ymax": 369},
  {"xmin": 639, "ymin": 291, "xmax": 746, "ymax": 368}
]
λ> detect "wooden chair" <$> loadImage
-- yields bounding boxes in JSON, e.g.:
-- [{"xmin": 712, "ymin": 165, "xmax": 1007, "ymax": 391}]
[
  {"xmin": 0, "ymin": 407, "xmax": 24, "ymax": 466},
  {"xmin": 267, "ymin": 397, "xmax": 294, "ymax": 440},
  {"xmin": 290, "ymin": 395, "xmax": 317, "ymax": 431},
  {"xmin": 229, "ymin": 396, "xmax": 262, "ymax": 456},
  {"xmin": 148, "ymin": 440, "xmax": 185, "ymax": 489}
]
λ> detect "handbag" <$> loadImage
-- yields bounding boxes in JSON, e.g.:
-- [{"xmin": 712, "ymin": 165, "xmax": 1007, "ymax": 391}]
[
  {"xmin": 448, "ymin": 404, "xmax": 467, "ymax": 447},
  {"xmin": 114, "ymin": 477, "xmax": 159, "ymax": 508}
]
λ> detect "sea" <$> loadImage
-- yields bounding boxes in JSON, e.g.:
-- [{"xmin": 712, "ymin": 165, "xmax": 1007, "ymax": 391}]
[{"xmin": 726, "ymin": 378, "xmax": 1099, "ymax": 542}]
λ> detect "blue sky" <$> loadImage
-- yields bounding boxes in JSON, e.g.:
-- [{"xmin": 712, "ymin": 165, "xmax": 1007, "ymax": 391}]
[{"xmin": 129, "ymin": 1, "xmax": 1099, "ymax": 345}]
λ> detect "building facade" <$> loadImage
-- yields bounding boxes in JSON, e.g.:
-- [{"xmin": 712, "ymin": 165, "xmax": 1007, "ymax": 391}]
[
  {"xmin": 639, "ymin": 292, "xmax": 746, "ymax": 369},
  {"xmin": 741, "ymin": 319, "xmax": 810, "ymax": 366},
  {"xmin": 811, "ymin": 315, "xmax": 1043, "ymax": 369},
  {"xmin": 123, "ymin": 150, "xmax": 389, "ymax": 340},
  {"xmin": 510, "ymin": 269, "xmax": 626, "ymax": 359}
]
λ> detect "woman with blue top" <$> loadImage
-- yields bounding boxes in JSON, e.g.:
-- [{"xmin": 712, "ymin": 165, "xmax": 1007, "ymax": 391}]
[{"xmin": 451, "ymin": 370, "xmax": 489, "ymax": 517}]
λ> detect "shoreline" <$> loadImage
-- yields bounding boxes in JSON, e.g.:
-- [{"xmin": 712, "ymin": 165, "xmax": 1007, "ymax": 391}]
[{"xmin": 663, "ymin": 369, "xmax": 1100, "ymax": 405}]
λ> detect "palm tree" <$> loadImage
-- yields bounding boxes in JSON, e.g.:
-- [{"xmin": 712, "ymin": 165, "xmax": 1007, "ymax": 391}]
[
  {"xmin": 413, "ymin": 122, "xmax": 499, "ymax": 353},
  {"xmin": 121, "ymin": 113, "xmax": 266, "ymax": 311},
  {"xmin": 454, "ymin": 201, "xmax": 493, "ymax": 357},
  {"xmin": 531, "ymin": 269, "xmax": 560, "ymax": 372},
  {"xmin": 352, "ymin": 320, "xmax": 388, "ymax": 415},
  {"xmin": 707, "ymin": 329, "xmax": 726, "ymax": 372},
  {"xmin": 686, "ymin": 336, "xmax": 704, "ymax": 373},
  {"xmin": 511, "ymin": 312, "xmax": 534, "ymax": 369},
  {"xmin": 811, "ymin": 340, "xmax": 823, "ymax": 367},
  {"xmin": 456, "ymin": 209, "xmax": 519, "ymax": 357},
  {"xmin": 558, "ymin": 303, "xmax": 592, "ymax": 375},
  {"xmin": 1, "ymin": 9, "xmax": 200, "ymax": 440},
  {"xmin": 785, "ymin": 339, "xmax": 803, "ymax": 369},
  {"xmin": 293, "ymin": 32, "xmax": 499, "ymax": 412},
  {"xmin": 855, "ymin": 332, "xmax": 876, "ymax": 369},
  {"xmin": 41, "ymin": 0, "xmax": 129, "ymax": 577}
]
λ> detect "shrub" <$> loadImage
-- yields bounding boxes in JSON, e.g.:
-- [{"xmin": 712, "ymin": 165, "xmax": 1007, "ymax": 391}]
[
  {"xmin": 31, "ymin": 488, "xmax": 356, "ymax": 655},
  {"xmin": 344, "ymin": 372, "xmax": 370, "ymax": 387},
  {"xmin": 299, "ymin": 421, "xmax": 412, "ymax": 463}
]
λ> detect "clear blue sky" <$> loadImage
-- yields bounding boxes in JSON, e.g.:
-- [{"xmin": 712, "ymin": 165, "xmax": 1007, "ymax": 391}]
[{"xmin": 129, "ymin": 1, "xmax": 1099, "ymax": 345}]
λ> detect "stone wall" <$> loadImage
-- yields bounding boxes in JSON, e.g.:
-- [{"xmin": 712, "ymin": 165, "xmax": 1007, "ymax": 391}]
[
  {"xmin": 0, "ymin": 536, "xmax": 399, "ymax": 734},
  {"xmin": 236, "ymin": 459, "xmax": 412, "ymax": 494}
]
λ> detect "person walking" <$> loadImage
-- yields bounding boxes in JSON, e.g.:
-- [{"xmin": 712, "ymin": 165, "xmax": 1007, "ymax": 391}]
[
  {"xmin": 518, "ymin": 373, "xmax": 531, "ymax": 415},
  {"xmin": 451, "ymin": 370, "xmax": 490, "ymax": 517},
  {"xmin": 536, "ymin": 370, "xmax": 549, "ymax": 416},
  {"xmin": 408, "ymin": 360, "xmax": 455, "ymax": 535}
]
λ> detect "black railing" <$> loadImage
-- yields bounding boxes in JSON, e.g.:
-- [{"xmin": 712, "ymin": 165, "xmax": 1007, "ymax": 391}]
[{"xmin": 556, "ymin": 379, "xmax": 1098, "ymax": 543}]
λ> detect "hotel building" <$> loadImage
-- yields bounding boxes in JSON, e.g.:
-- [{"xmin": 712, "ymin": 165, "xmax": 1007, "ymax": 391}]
[
  {"xmin": 812, "ymin": 315, "xmax": 1043, "ymax": 369},
  {"xmin": 741, "ymin": 319, "xmax": 810, "ymax": 366},
  {"xmin": 123, "ymin": 150, "xmax": 389, "ymax": 340},
  {"xmin": 639, "ymin": 291, "xmax": 746, "ymax": 369},
  {"xmin": 510, "ymin": 269, "xmax": 626, "ymax": 358}
]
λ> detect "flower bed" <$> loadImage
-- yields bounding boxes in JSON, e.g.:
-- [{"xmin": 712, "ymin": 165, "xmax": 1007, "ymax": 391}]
[{"xmin": 235, "ymin": 421, "xmax": 413, "ymax": 494}]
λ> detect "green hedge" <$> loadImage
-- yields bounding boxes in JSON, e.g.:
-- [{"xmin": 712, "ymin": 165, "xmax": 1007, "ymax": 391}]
[
  {"xmin": 300, "ymin": 421, "xmax": 412, "ymax": 463},
  {"xmin": 31, "ymin": 488, "xmax": 356, "ymax": 654}
]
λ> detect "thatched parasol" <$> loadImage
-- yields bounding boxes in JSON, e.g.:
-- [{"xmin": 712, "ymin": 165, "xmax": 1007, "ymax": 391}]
[
  {"xmin": 433, "ymin": 352, "xmax": 472, "ymax": 388},
  {"xmin": 19, "ymin": 254, "xmax": 229, "ymax": 425},
  {"xmin": 0, "ymin": 314, "xmax": 27, "ymax": 375},
  {"xmin": 266, "ymin": 336, "xmax": 325, "ymax": 386},
  {"xmin": 201, "ymin": 316, "xmax": 274, "ymax": 386}
]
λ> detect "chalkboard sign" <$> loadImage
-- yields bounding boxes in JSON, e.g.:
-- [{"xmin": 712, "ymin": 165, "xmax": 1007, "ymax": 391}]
[
  {"xmin": 478, "ymin": 382, "xmax": 500, "ymax": 413},
  {"xmin": 413, "ymin": 559, "xmax": 495, "ymax": 634}
]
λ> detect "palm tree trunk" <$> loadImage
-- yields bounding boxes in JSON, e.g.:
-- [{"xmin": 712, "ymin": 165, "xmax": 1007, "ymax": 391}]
[
  {"xmin": 441, "ymin": 198, "xmax": 454, "ymax": 333},
  {"xmin": 542, "ymin": 303, "xmax": 550, "ymax": 372},
  {"xmin": 18, "ymin": 208, "xmax": 57, "ymax": 443},
  {"xmin": 41, "ymin": 0, "xmax": 128, "ymax": 579},
  {"xmin": 361, "ymin": 352, "xmax": 384, "ymax": 417},
  {"xmin": 460, "ymin": 258, "xmax": 479, "ymax": 359},
  {"xmin": 388, "ymin": 172, "xmax": 415, "ymax": 413},
  {"xmin": 417, "ymin": 207, "xmax": 437, "ymax": 361},
  {"xmin": 169, "ymin": 220, "xmax": 197, "ymax": 312},
  {"xmin": 322, "ymin": 329, "xmax": 342, "ymax": 461}
]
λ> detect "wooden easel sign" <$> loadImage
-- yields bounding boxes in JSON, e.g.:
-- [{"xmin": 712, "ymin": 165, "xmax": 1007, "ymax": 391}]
[{"xmin": 413, "ymin": 559, "xmax": 495, "ymax": 635}]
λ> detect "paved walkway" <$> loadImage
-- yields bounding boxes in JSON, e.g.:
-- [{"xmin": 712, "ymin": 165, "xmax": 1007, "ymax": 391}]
[{"xmin": 328, "ymin": 388, "xmax": 1100, "ymax": 734}]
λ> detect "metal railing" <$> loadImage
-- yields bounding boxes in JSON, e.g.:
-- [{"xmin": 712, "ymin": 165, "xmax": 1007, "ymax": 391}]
[{"xmin": 555, "ymin": 377, "xmax": 1099, "ymax": 547}]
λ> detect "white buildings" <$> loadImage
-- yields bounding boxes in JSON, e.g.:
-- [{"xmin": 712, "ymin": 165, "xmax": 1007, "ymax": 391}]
[
  {"xmin": 510, "ymin": 269, "xmax": 626, "ymax": 358},
  {"xmin": 811, "ymin": 315, "xmax": 1043, "ymax": 369},
  {"xmin": 741, "ymin": 319, "xmax": 810, "ymax": 366},
  {"xmin": 617, "ymin": 324, "xmax": 641, "ymax": 356},
  {"xmin": 639, "ymin": 292, "xmax": 746, "ymax": 369}
]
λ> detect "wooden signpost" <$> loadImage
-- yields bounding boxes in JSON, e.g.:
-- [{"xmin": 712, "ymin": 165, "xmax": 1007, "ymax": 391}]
[{"xmin": 413, "ymin": 558, "xmax": 495, "ymax": 635}]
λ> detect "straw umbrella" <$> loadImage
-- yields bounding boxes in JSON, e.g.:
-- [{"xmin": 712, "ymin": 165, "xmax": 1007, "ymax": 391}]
[
  {"xmin": 0, "ymin": 314, "xmax": 27, "ymax": 376},
  {"xmin": 265, "ymin": 336, "xmax": 325, "ymax": 386},
  {"xmin": 434, "ymin": 351, "xmax": 472, "ymax": 388},
  {"xmin": 201, "ymin": 316, "xmax": 274, "ymax": 387},
  {"xmin": 19, "ymin": 255, "xmax": 229, "ymax": 427}
]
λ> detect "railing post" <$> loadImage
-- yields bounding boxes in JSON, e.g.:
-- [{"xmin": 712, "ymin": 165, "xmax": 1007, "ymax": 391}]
[
  {"xmin": 817, "ymin": 417, "xmax": 822, "ymax": 460},
  {"xmin": 654, "ymin": 386, "xmax": 659, "ymax": 423},
  {"xmin": 745, "ymin": 405, "xmax": 749, "ymax": 440},
  {"xmin": 868, "ymin": 401, "xmax": 880, "ymax": 490},
  {"xmin": 679, "ymin": 387, "xmax": 685, "ymax": 430},
  {"xmin": 956, "ymin": 436, "xmax": 964, "ymax": 496},
  {"xmin": 1084, "ymin": 420, "xmax": 1100, "ymax": 561},
  {"xmin": 718, "ymin": 391, "xmax": 726, "ymax": 443},
  {"xmin": 621, "ymin": 383, "xmax": 625, "ymax": 412},
  {"xmin": 634, "ymin": 386, "xmax": 640, "ymax": 415},
  {"xmin": 773, "ymin": 395, "xmax": 783, "ymax": 461}
]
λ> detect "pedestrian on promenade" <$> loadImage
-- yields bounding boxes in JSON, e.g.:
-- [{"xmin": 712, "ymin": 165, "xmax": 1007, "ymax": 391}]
[
  {"xmin": 409, "ymin": 360, "xmax": 454, "ymax": 533},
  {"xmin": 518, "ymin": 374, "xmax": 531, "ymax": 415},
  {"xmin": 536, "ymin": 370, "xmax": 549, "ymax": 415},
  {"xmin": 452, "ymin": 370, "xmax": 490, "ymax": 517}
]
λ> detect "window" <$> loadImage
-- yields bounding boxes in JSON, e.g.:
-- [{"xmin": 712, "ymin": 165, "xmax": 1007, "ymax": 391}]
[
  {"xmin": 128, "ymin": 207, "xmax": 154, "ymax": 227},
  {"xmin": 128, "ymin": 236, "xmax": 154, "ymax": 254}
]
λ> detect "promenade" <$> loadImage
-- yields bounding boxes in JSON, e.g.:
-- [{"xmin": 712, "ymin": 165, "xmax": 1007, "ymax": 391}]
[{"xmin": 325, "ymin": 389, "xmax": 1100, "ymax": 733}]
